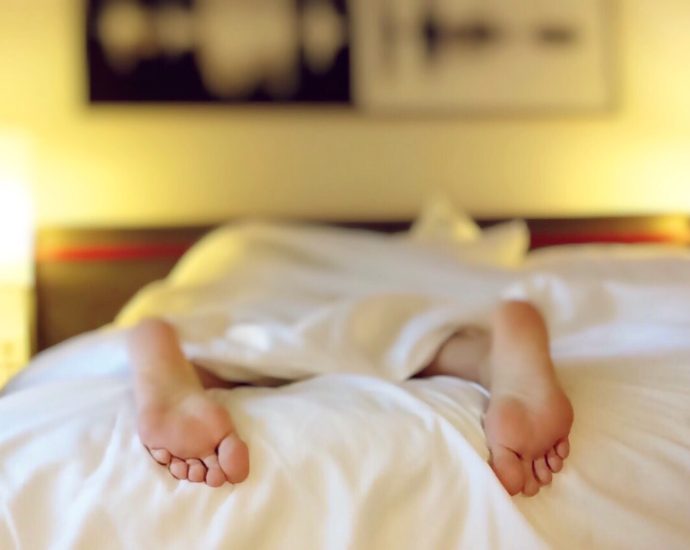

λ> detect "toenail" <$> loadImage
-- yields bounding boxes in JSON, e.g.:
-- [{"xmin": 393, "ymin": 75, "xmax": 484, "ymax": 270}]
[
  {"xmin": 150, "ymin": 448, "xmax": 171, "ymax": 465},
  {"xmin": 556, "ymin": 440, "xmax": 570, "ymax": 459}
]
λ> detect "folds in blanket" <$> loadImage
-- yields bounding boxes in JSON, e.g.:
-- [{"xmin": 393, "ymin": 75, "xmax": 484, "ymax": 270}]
[
  {"xmin": 503, "ymin": 273, "xmax": 690, "ymax": 340},
  {"xmin": 115, "ymin": 221, "xmax": 517, "ymax": 384},
  {"xmin": 117, "ymin": 235, "xmax": 515, "ymax": 336},
  {"xmin": 0, "ymin": 371, "xmax": 546, "ymax": 549},
  {"xmin": 175, "ymin": 293, "xmax": 495, "ymax": 384}
]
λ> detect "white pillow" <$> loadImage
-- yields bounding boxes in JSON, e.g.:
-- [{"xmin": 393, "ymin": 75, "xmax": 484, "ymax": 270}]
[
  {"xmin": 407, "ymin": 195, "xmax": 529, "ymax": 268},
  {"xmin": 524, "ymin": 243, "xmax": 690, "ymax": 283},
  {"xmin": 408, "ymin": 195, "xmax": 481, "ymax": 242},
  {"xmin": 527, "ymin": 243, "xmax": 690, "ymax": 265}
]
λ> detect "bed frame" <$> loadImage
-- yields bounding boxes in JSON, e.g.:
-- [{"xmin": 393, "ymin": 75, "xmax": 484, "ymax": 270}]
[{"xmin": 34, "ymin": 215, "xmax": 689, "ymax": 353}]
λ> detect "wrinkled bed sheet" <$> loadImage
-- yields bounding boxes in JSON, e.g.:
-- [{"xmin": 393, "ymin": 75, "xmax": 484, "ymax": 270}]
[{"xmin": 2, "ymin": 223, "xmax": 690, "ymax": 549}]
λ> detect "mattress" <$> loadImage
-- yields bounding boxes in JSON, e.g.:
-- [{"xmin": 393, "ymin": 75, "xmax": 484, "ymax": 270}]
[{"xmin": 1, "ymin": 216, "xmax": 689, "ymax": 549}]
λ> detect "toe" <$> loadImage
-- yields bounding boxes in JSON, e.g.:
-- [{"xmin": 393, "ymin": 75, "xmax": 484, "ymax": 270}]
[
  {"xmin": 149, "ymin": 448, "xmax": 172, "ymax": 466},
  {"xmin": 489, "ymin": 446, "xmax": 525, "ymax": 496},
  {"xmin": 218, "ymin": 433, "xmax": 250, "ymax": 484},
  {"xmin": 556, "ymin": 438, "xmax": 570, "ymax": 459},
  {"xmin": 186, "ymin": 459, "xmax": 207, "ymax": 483},
  {"xmin": 521, "ymin": 461, "xmax": 540, "ymax": 497},
  {"xmin": 533, "ymin": 457, "xmax": 553, "ymax": 485},
  {"xmin": 203, "ymin": 454, "xmax": 227, "ymax": 487},
  {"xmin": 169, "ymin": 457, "xmax": 189, "ymax": 480},
  {"xmin": 546, "ymin": 448, "xmax": 563, "ymax": 472}
]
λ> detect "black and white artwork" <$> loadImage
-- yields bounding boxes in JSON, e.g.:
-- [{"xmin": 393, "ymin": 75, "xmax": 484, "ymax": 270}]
[
  {"xmin": 87, "ymin": 0, "xmax": 351, "ymax": 103},
  {"xmin": 87, "ymin": 0, "xmax": 613, "ymax": 112}
]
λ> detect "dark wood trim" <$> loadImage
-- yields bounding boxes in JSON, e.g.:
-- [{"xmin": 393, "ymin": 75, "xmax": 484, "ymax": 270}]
[{"xmin": 36, "ymin": 215, "xmax": 690, "ymax": 263}]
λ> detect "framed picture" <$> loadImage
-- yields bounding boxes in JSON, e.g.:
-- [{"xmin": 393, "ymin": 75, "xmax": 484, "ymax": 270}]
[
  {"xmin": 87, "ymin": 0, "xmax": 352, "ymax": 104},
  {"xmin": 87, "ymin": 0, "xmax": 614, "ymax": 113}
]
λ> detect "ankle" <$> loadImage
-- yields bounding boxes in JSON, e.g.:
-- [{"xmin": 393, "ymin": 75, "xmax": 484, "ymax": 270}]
[{"xmin": 423, "ymin": 328, "xmax": 490, "ymax": 386}]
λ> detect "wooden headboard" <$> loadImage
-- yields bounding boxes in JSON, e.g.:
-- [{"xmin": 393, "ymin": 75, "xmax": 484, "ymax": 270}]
[{"xmin": 35, "ymin": 215, "xmax": 689, "ymax": 353}]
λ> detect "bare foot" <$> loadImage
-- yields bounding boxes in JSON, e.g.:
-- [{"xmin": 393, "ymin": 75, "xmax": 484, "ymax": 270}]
[
  {"xmin": 128, "ymin": 319, "xmax": 250, "ymax": 487},
  {"xmin": 421, "ymin": 301, "xmax": 573, "ymax": 496},
  {"xmin": 484, "ymin": 379, "xmax": 573, "ymax": 496},
  {"xmin": 485, "ymin": 302, "xmax": 573, "ymax": 496},
  {"xmin": 137, "ymin": 386, "xmax": 250, "ymax": 487}
]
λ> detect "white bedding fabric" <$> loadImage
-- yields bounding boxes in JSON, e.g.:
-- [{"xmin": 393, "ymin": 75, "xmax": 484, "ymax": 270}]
[{"xmin": 2, "ymin": 222, "xmax": 690, "ymax": 550}]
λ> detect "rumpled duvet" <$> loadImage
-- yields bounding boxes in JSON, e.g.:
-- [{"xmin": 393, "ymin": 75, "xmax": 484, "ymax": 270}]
[{"xmin": 2, "ymin": 221, "xmax": 690, "ymax": 549}]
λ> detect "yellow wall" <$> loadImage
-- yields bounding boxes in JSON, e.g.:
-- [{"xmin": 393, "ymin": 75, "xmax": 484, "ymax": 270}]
[{"xmin": 1, "ymin": 0, "xmax": 690, "ymax": 227}]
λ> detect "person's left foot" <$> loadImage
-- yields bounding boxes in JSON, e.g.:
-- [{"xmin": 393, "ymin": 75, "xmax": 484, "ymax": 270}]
[
  {"xmin": 129, "ymin": 318, "xmax": 250, "ymax": 487},
  {"xmin": 136, "ymin": 365, "xmax": 250, "ymax": 487}
]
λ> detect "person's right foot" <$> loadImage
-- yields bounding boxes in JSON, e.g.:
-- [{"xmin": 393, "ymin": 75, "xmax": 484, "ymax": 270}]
[
  {"xmin": 422, "ymin": 301, "xmax": 574, "ymax": 496},
  {"xmin": 484, "ymin": 381, "xmax": 573, "ymax": 496},
  {"xmin": 484, "ymin": 302, "xmax": 574, "ymax": 496}
]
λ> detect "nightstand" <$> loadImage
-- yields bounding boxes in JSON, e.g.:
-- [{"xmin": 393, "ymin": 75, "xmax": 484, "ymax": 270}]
[{"xmin": 0, "ymin": 285, "xmax": 33, "ymax": 387}]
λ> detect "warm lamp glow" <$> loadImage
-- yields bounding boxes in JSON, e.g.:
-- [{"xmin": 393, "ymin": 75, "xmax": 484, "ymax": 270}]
[{"xmin": 0, "ymin": 134, "xmax": 34, "ymax": 286}]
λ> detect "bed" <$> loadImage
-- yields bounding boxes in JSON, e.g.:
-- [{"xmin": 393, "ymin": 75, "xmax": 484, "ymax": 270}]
[{"xmin": 1, "ymin": 202, "xmax": 690, "ymax": 549}]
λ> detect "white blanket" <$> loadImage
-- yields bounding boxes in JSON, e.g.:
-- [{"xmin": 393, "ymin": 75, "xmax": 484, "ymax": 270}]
[{"xmin": 2, "ymin": 223, "xmax": 690, "ymax": 549}]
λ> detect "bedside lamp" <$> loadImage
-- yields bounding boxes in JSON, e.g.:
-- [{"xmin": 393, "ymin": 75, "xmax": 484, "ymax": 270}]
[
  {"xmin": 0, "ymin": 181, "xmax": 33, "ymax": 286},
  {"xmin": 0, "ymin": 133, "xmax": 34, "ymax": 385}
]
